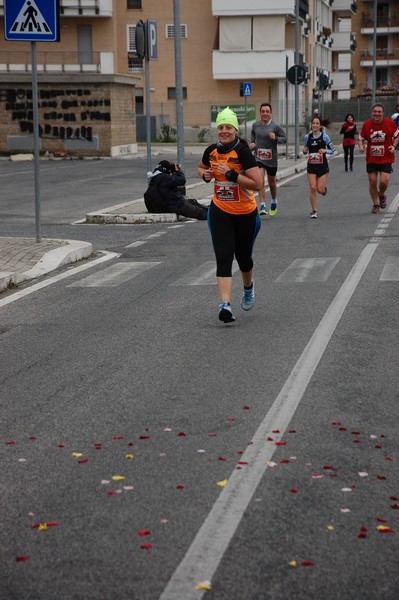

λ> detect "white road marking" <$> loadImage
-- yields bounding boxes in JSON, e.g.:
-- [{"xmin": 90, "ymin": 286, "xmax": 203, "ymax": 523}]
[
  {"xmin": 171, "ymin": 261, "xmax": 239, "ymax": 286},
  {"xmin": 380, "ymin": 257, "xmax": 399, "ymax": 281},
  {"xmin": 146, "ymin": 232, "xmax": 167, "ymax": 239},
  {"xmin": 125, "ymin": 241, "xmax": 147, "ymax": 248},
  {"xmin": 68, "ymin": 261, "xmax": 161, "ymax": 287},
  {"xmin": 276, "ymin": 257, "xmax": 340, "ymax": 283},
  {"xmin": 0, "ymin": 252, "xmax": 120, "ymax": 308},
  {"xmin": 160, "ymin": 191, "xmax": 399, "ymax": 600}
]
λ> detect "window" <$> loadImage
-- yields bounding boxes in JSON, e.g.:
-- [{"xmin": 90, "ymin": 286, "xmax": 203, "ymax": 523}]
[
  {"xmin": 127, "ymin": 25, "xmax": 143, "ymax": 72},
  {"xmin": 127, "ymin": 0, "xmax": 142, "ymax": 8},
  {"xmin": 166, "ymin": 24, "xmax": 188, "ymax": 38},
  {"xmin": 167, "ymin": 87, "xmax": 187, "ymax": 100}
]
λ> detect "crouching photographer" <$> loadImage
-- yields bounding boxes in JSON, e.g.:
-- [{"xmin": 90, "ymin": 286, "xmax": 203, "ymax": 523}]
[{"xmin": 144, "ymin": 160, "xmax": 208, "ymax": 220}]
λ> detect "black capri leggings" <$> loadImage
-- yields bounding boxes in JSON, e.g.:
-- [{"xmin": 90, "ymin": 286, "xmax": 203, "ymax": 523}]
[{"xmin": 208, "ymin": 202, "xmax": 261, "ymax": 277}]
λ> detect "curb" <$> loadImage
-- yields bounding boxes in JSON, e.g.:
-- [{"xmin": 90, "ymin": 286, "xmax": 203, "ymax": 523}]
[
  {"xmin": 84, "ymin": 164, "xmax": 308, "ymax": 225},
  {"xmin": 0, "ymin": 239, "xmax": 93, "ymax": 293}
]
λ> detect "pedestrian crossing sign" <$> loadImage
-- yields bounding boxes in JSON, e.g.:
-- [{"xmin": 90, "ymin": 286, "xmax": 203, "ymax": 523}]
[{"xmin": 4, "ymin": 0, "xmax": 60, "ymax": 42}]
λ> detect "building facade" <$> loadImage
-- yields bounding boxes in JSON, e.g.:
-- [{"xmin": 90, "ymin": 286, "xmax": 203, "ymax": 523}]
[{"xmin": 0, "ymin": 0, "xmax": 361, "ymax": 155}]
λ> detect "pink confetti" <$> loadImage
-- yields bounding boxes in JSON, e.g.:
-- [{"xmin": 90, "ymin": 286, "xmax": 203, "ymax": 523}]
[
  {"xmin": 138, "ymin": 530, "xmax": 151, "ymax": 536},
  {"xmin": 16, "ymin": 556, "xmax": 29, "ymax": 562},
  {"xmin": 275, "ymin": 441, "xmax": 286, "ymax": 446},
  {"xmin": 141, "ymin": 543, "xmax": 153, "ymax": 549},
  {"xmin": 243, "ymin": 405, "xmax": 250, "ymax": 410}
]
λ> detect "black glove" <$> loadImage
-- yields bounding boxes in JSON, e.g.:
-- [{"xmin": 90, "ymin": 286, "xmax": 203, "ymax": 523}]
[{"xmin": 225, "ymin": 169, "xmax": 239, "ymax": 183}]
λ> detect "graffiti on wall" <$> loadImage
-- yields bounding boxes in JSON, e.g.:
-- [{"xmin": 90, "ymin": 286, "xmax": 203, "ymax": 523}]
[{"xmin": 0, "ymin": 88, "xmax": 111, "ymax": 143}]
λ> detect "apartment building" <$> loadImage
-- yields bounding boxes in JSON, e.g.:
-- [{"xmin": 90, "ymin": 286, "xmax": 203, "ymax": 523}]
[
  {"xmin": 351, "ymin": 0, "xmax": 399, "ymax": 97},
  {"xmin": 0, "ymin": 0, "xmax": 348, "ymax": 156},
  {"xmin": 330, "ymin": 0, "xmax": 357, "ymax": 99}
]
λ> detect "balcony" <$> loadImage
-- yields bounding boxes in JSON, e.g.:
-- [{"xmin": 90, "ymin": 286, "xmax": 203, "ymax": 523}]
[
  {"xmin": 213, "ymin": 49, "xmax": 295, "ymax": 79},
  {"xmin": 360, "ymin": 48, "xmax": 399, "ymax": 67},
  {"xmin": 332, "ymin": 31, "xmax": 357, "ymax": 52},
  {"xmin": 0, "ymin": 0, "xmax": 113, "ymax": 17},
  {"xmin": 361, "ymin": 16, "xmax": 399, "ymax": 35},
  {"xmin": 212, "ymin": 0, "xmax": 308, "ymax": 18},
  {"xmin": 330, "ymin": 70, "xmax": 350, "ymax": 90},
  {"xmin": 0, "ymin": 51, "xmax": 115, "ymax": 74},
  {"xmin": 331, "ymin": 0, "xmax": 357, "ymax": 13}
]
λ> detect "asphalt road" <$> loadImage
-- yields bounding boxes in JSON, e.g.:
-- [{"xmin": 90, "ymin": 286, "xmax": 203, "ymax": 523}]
[{"xmin": 1, "ymin": 153, "xmax": 399, "ymax": 599}]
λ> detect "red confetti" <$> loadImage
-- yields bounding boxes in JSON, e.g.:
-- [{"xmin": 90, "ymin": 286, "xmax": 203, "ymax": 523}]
[
  {"xmin": 46, "ymin": 522, "xmax": 59, "ymax": 527},
  {"xmin": 236, "ymin": 450, "xmax": 243, "ymax": 455},
  {"xmin": 353, "ymin": 439, "xmax": 362, "ymax": 444},
  {"xmin": 390, "ymin": 496, "xmax": 399, "ymax": 501},
  {"xmin": 323, "ymin": 465, "xmax": 333, "ymax": 470},
  {"xmin": 338, "ymin": 427, "xmax": 347, "ymax": 431},
  {"xmin": 289, "ymin": 429, "xmax": 297, "ymax": 433},
  {"xmin": 29, "ymin": 436, "xmax": 37, "ymax": 440},
  {"xmin": 391, "ymin": 504, "xmax": 399, "ymax": 509},
  {"xmin": 375, "ymin": 445, "xmax": 382, "ymax": 449},
  {"xmin": 267, "ymin": 437, "xmax": 274, "ymax": 441},
  {"xmin": 290, "ymin": 488, "xmax": 298, "ymax": 493},
  {"xmin": 237, "ymin": 461, "xmax": 248, "ymax": 465},
  {"xmin": 16, "ymin": 556, "xmax": 29, "ymax": 562},
  {"xmin": 176, "ymin": 485, "xmax": 185, "ymax": 489},
  {"xmin": 358, "ymin": 533, "xmax": 367, "ymax": 539},
  {"xmin": 218, "ymin": 457, "xmax": 226, "ymax": 461},
  {"xmin": 208, "ymin": 433, "xmax": 217, "ymax": 437},
  {"xmin": 138, "ymin": 530, "xmax": 151, "ymax": 536},
  {"xmin": 57, "ymin": 444, "xmax": 65, "ymax": 448},
  {"xmin": 275, "ymin": 441, "xmax": 286, "ymax": 446},
  {"xmin": 377, "ymin": 475, "xmax": 387, "ymax": 480},
  {"xmin": 376, "ymin": 517, "xmax": 388, "ymax": 523},
  {"xmin": 360, "ymin": 527, "xmax": 368, "ymax": 532},
  {"xmin": 384, "ymin": 455, "xmax": 393, "ymax": 461},
  {"xmin": 177, "ymin": 432, "xmax": 186, "ymax": 437},
  {"xmin": 127, "ymin": 442, "xmax": 134, "ymax": 446},
  {"xmin": 301, "ymin": 561, "xmax": 314, "ymax": 567},
  {"xmin": 332, "ymin": 421, "xmax": 341, "ymax": 425},
  {"xmin": 113, "ymin": 436, "xmax": 124, "ymax": 440},
  {"xmin": 351, "ymin": 431, "xmax": 360, "ymax": 435},
  {"xmin": 6, "ymin": 441, "xmax": 16, "ymax": 445},
  {"xmin": 243, "ymin": 405, "xmax": 250, "ymax": 410},
  {"xmin": 78, "ymin": 459, "xmax": 88, "ymax": 464},
  {"xmin": 140, "ymin": 543, "xmax": 153, "ymax": 549},
  {"xmin": 280, "ymin": 459, "xmax": 290, "ymax": 464},
  {"xmin": 227, "ymin": 417, "xmax": 235, "ymax": 421},
  {"xmin": 106, "ymin": 491, "xmax": 120, "ymax": 495},
  {"xmin": 139, "ymin": 436, "xmax": 150, "ymax": 440},
  {"xmin": 272, "ymin": 429, "xmax": 280, "ymax": 433}
]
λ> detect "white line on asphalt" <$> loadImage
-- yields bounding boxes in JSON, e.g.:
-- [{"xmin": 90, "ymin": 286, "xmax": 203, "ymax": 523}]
[
  {"xmin": 160, "ymin": 191, "xmax": 399, "ymax": 600},
  {"xmin": 146, "ymin": 232, "xmax": 167, "ymax": 239},
  {"xmin": 0, "ymin": 252, "xmax": 120, "ymax": 308},
  {"xmin": 125, "ymin": 241, "xmax": 147, "ymax": 248}
]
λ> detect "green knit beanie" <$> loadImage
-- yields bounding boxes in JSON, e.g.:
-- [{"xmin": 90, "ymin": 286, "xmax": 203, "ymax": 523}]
[{"xmin": 216, "ymin": 106, "xmax": 239, "ymax": 130}]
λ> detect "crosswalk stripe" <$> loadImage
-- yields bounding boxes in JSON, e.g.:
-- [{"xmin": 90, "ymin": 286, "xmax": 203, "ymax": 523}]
[
  {"xmin": 380, "ymin": 257, "xmax": 399, "ymax": 281},
  {"xmin": 171, "ymin": 261, "xmax": 239, "ymax": 286},
  {"xmin": 67, "ymin": 261, "xmax": 161, "ymax": 288},
  {"xmin": 276, "ymin": 258, "xmax": 341, "ymax": 283}
]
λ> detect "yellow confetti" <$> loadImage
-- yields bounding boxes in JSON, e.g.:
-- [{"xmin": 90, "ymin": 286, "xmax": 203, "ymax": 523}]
[
  {"xmin": 288, "ymin": 561, "xmax": 298, "ymax": 567},
  {"xmin": 38, "ymin": 523, "xmax": 48, "ymax": 531},
  {"xmin": 327, "ymin": 525, "xmax": 335, "ymax": 531},
  {"xmin": 71, "ymin": 452, "xmax": 83, "ymax": 458},
  {"xmin": 377, "ymin": 525, "xmax": 391, "ymax": 532},
  {"xmin": 111, "ymin": 475, "xmax": 126, "ymax": 481},
  {"xmin": 195, "ymin": 581, "xmax": 212, "ymax": 591},
  {"xmin": 125, "ymin": 454, "xmax": 134, "ymax": 460},
  {"xmin": 216, "ymin": 479, "xmax": 228, "ymax": 487}
]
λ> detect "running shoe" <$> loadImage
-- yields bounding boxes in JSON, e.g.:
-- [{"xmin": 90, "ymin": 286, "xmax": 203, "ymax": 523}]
[
  {"xmin": 240, "ymin": 282, "xmax": 255, "ymax": 311},
  {"xmin": 379, "ymin": 195, "xmax": 387, "ymax": 209},
  {"xmin": 269, "ymin": 200, "xmax": 278, "ymax": 216},
  {"xmin": 310, "ymin": 210, "xmax": 318, "ymax": 219},
  {"xmin": 259, "ymin": 204, "xmax": 268, "ymax": 215},
  {"xmin": 321, "ymin": 187, "xmax": 327, "ymax": 196},
  {"xmin": 218, "ymin": 302, "xmax": 236, "ymax": 323},
  {"xmin": 371, "ymin": 204, "xmax": 380, "ymax": 214}
]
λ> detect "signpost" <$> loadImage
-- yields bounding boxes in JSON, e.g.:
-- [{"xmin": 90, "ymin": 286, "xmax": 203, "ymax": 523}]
[
  {"xmin": 240, "ymin": 82, "xmax": 252, "ymax": 140},
  {"xmin": 4, "ymin": 0, "xmax": 60, "ymax": 243}
]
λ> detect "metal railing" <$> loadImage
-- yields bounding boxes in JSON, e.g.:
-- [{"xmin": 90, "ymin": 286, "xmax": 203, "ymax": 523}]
[{"xmin": 0, "ymin": 51, "xmax": 101, "ymax": 73}]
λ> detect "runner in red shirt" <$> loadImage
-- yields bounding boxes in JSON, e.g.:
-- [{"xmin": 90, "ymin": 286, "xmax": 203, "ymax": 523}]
[{"xmin": 358, "ymin": 103, "xmax": 399, "ymax": 213}]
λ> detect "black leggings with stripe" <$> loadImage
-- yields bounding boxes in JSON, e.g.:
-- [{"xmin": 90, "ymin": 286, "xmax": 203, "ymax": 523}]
[{"xmin": 208, "ymin": 202, "xmax": 261, "ymax": 277}]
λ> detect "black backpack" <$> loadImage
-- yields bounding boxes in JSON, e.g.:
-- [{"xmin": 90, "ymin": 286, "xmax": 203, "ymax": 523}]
[{"xmin": 144, "ymin": 177, "xmax": 168, "ymax": 213}]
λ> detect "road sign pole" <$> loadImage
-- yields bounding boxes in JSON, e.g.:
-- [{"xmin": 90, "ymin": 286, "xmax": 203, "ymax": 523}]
[
  {"xmin": 31, "ymin": 42, "xmax": 41, "ymax": 243},
  {"xmin": 244, "ymin": 95, "xmax": 248, "ymax": 140}
]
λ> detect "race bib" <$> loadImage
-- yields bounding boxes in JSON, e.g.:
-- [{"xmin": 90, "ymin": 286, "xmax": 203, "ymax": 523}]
[
  {"xmin": 308, "ymin": 152, "xmax": 323, "ymax": 164},
  {"xmin": 214, "ymin": 182, "xmax": 240, "ymax": 202},
  {"xmin": 370, "ymin": 145, "xmax": 385, "ymax": 157},
  {"xmin": 257, "ymin": 148, "xmax": 272, "ymax": 161}
]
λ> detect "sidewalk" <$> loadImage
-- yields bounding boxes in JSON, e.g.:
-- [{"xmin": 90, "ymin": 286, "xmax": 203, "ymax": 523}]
[{"xmin": 0, "ymin": 149, "xmax": 307, "ymax": 293}]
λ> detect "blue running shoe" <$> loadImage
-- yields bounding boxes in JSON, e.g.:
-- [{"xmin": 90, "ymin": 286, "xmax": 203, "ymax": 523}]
[
  {"xmin": 241, "ymin": 282, "xmax": 255, "ymax": 311},
  {"xmin": 219, "ymin": 302, "xmax": 236, "ymax": 323},
  {"xmin": 259, "ymin": 203, "xmax": 268, "ymax": 215},
  {"xmin": 269, "ymin": 200, "xmax": 278, "ymax": 216}
]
